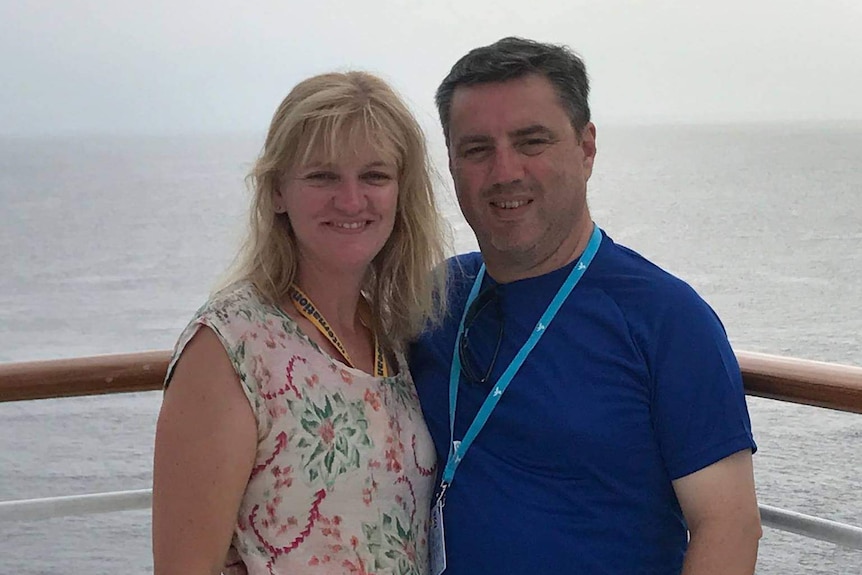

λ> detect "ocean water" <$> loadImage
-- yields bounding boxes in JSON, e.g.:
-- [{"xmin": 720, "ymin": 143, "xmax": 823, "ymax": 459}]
[{"xmin": 0, "ymin": 124, "xmax": 860, "ymax": 573}]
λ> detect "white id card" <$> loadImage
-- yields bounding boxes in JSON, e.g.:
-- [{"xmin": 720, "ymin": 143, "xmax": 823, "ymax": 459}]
[{"xmin": 429, "ymin": 497, "xmax": 447, "ymax": 575}]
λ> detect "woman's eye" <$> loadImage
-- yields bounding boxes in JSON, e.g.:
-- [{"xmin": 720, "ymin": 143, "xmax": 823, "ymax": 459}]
[
  {"xmin": 362, "ymin": 171, "xmax": 394, "ymax": 184},
  {"xmin": 305, "ymin": 172, "xmax": 338, "ymax": 183}
]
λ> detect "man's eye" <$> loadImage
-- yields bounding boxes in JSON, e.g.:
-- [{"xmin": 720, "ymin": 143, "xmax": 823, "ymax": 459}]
[
  {"xmin": 518, "ymin": 139, "xmax": 552, "ymax": 156},
  {"xmin": 461, "ymin": 145, "xmax": 492, "ymax": 159}
]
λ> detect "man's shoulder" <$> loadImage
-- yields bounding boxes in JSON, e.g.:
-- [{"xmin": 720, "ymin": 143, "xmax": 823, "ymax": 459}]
[
  {"xmin": 594, "ymin": 234, "xmax": 713, "ymax": 316},
  {"xmin": 445, "ymin": 252, "xmax": 485, "ymax": 295},
  {"xmin": 447, "ymin": 252, "xmax": 483, "ymax": 275}
]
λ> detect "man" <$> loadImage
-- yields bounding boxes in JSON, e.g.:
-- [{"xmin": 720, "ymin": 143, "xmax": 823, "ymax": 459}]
[{"xmin": 410, "ymin": 37, "xmax": 761, "ymax": 574}]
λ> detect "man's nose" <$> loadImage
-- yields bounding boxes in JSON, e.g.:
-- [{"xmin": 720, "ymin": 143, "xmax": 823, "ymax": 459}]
[{"xmin": 488, "ymin": 146, "xmax": 525, "ymax": 186}]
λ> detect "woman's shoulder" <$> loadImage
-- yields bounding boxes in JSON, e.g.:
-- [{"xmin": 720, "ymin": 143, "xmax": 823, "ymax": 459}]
[{"xmin": 196, "ymin": 280, "xmax": 274, "ymax": 324}]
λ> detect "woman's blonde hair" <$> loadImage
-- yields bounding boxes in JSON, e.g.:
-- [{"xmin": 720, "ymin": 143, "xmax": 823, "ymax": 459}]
[{"xmin": 225, "ymin": 71, "xmax": 448, "ymax": 348}]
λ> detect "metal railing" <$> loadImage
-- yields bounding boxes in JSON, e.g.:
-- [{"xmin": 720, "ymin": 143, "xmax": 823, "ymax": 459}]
[
  {"xmin": 1, "ymin": 349, "xmax": 862, "ymax": 551},
  {"xmin": 0, "ymin": 490, "xmax": 152, "ymax": 522},
  {"xmin": 759, "ymin": 504, "xmax": 862, "ymax": 550},
  {"xmin": 1, "ymin": 489, "xmax": 860, "ymax": 550}
]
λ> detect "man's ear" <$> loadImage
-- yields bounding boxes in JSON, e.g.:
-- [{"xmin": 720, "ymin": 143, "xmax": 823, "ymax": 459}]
[{"xmin": 580, "ymin": 122, "xmax": 597, "ymax": 176}]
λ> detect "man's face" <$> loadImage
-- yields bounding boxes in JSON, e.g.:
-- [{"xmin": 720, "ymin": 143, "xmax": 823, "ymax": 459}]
[{"xmin": 447, "ymin": 74, "xmax": 596, "ymax": 280}]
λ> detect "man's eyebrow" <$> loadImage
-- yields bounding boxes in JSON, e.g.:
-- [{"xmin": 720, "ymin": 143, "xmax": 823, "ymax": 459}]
[
  {"xmin": 454, "ymin": 125, "xmax": 555, "ymax": 148},
  {"xmin": 455, "ymin": 134, "xmax": 493, "ymax": 148},
  {"xmin": 511, "ymin": 125, "xmax": 554, "ymax": 138}
]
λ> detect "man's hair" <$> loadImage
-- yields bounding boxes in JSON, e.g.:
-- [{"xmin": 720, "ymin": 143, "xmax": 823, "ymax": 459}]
[{"xmin": 436, "ymin": 37, "xmax": 591, "ymax": 142}]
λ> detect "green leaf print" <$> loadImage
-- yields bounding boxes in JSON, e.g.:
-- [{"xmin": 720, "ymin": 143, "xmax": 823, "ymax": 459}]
[
  {"xmin": 290, "ymin": 391, "xmax": 374, "ymax": 488},
  {"xmin": 362, "ymin": 509, "xmax": 421, "ymax": 575},
  {"xmin": 378, "ymin": 377, "xmax": 418, "ymax": 411}
]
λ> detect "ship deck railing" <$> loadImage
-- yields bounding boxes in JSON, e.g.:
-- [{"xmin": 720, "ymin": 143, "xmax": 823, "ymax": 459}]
[{"xmin": 1, "ymin": 349, "xmax": 861, "ymax": 550}]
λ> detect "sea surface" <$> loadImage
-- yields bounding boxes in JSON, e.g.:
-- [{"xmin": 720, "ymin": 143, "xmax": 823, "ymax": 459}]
[{"xmin": 1, "ymin": 124, "xmax": 860, "ymax": 573}]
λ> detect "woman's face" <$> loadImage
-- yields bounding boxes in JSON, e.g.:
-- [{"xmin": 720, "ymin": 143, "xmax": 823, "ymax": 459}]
[{"xmin": 277, "ymin": 146, "xmax": 400, "ymax": 279}]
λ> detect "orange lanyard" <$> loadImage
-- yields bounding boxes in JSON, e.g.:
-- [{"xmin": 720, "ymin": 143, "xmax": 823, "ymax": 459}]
[{"xmin": 288, "ymin": 285, "xmax": 390, "ymax": 377}]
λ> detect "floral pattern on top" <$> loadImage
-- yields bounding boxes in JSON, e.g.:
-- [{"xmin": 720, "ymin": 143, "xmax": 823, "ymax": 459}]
[
  {"xmin": 166, "ymin": 281, "xmax": 437, "ymax": 575},
  {"xmin": 292, "ymin": 392, "xmax": 372, "ymax": 488}
]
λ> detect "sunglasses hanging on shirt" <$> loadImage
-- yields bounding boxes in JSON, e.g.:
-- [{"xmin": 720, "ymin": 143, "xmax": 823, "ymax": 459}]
[{"xmin": 458, "ymin": 284, "xmax": 504, "ymax": 388}]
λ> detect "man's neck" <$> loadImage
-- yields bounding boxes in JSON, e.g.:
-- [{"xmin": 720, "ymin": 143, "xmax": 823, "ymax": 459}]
[{"xmin": 483, "ymin": 220, "xmax": 596, "ymax": 284}]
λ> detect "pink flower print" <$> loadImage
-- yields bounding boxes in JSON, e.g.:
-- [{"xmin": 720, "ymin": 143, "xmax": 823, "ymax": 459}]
[
  {"xmin": 403, "ymin": 540, "xmax": 417, "ymax": 563},
  {"xmin": 271, "ymin": 465, "xmax": 294, "ymax": 490},
  {"xmin": 319, "ymin": 419, "xmax": 335, "ymax": 445},
  {"xmin": 305, "ymin": 373, "xmax": 319, "ymax": 388},
  {"xmin": 322, "ymin": 523, "xmax": 342, "ymax": 539},
  {"xmin": 363, "ymin": 478, "xmax": 379, "ymax": 506},
  {"xmin": 317, "ymin": 514, "xmax": 343, "ymax": 540},
  {"xmin": 341, "ymin": 557, "xmax": 373, "ymax": 575},
  {"xmin": 364, "ymin": 389, "xmax": 382, "ymax": 411},
  {"xmin": 276, "ymin": 475, "xmax": 293, "ymax": 490},
  {"xmin": 392, "ymin": 416, "xmax": 403, "ymax": 433},
  {"xmin": 385, "ymin": 448, "xmax": 402, "ymax": 473},
  {"xmin": 267, "ymin": 402, "xmax": 290, "ymax": 419}
]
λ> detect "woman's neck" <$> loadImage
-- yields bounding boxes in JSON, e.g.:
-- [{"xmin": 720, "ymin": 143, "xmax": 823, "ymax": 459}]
[{"xmin": 292, "ymin": 266, "xmax": 367, "ymax": 336}]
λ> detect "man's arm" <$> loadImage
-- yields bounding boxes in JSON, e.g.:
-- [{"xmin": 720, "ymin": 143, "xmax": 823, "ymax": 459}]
[{"xmin": 673, "ymin": 449, "xmax": 762, "ymax": 575}]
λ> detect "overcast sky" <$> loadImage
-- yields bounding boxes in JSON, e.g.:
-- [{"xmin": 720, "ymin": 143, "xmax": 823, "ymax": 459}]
[{"xmin": 2, "ymin": 0, "xmax": 861, "ymax": 137}]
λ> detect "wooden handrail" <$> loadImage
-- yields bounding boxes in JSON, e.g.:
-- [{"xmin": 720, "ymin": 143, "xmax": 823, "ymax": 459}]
[
  {"xmin": 0, "ymin": 349, "xmax": 861, "ymax": 413},
  {"xmin": 0, "ymin": 351, "xmax": 169, "ymax": 402},
  {"xmin": 736, "ymin": 350, "xmax": 862, "ymax": 413}
]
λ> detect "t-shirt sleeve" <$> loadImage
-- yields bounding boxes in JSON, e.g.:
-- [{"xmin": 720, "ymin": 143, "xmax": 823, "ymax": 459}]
[{"xmin": 648, "ymin": 285, "xmax": 757, "ymax": 480}]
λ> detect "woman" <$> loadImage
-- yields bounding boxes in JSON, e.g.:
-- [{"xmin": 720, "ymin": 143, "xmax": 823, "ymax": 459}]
[{"xmin": 152, "ymin": 71, "xmax": 448, "ymax": 575}]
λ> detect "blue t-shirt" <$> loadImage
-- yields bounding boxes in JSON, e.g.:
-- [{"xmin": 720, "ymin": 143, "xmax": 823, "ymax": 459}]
[{"xmin": 409, "ymin": 231, "xmax": 756, "ymax": 575}]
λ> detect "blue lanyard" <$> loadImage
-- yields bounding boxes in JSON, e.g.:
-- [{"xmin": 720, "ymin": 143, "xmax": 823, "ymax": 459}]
[{"xmin": 442, "ymin": 224, "xmax": 603, "ymax": 491}]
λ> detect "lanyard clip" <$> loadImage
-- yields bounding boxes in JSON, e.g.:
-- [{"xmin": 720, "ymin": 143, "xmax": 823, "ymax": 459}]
[{"xmin": 436, "ymin": 481, "xmax": 449, "ymax": 508}]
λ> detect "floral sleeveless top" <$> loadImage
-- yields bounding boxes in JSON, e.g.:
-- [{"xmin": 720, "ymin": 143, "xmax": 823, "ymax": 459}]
[{"xmin": 166, "ymin": 282, "xmax": 437, "ymax": 575}]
